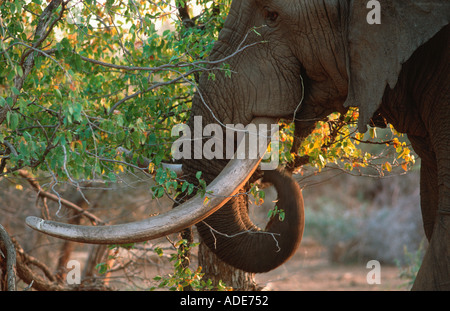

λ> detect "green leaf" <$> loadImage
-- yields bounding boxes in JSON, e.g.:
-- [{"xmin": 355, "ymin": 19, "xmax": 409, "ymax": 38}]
[
  {"xmin": 108, "ymin": 172, "xmax": 117, "ymax": 182},
  {"xmin": 187, "ymin": 183, "xmax": 194, "ymax": 195},
  {"xmin": 156, "ymin": 187, "xmax": 164, "ymax": 198},
  {"xmin": 95, "ymin": 262, "xmax": 109, "ymax": 275},
  {"xmin": 181, "ymin": 182, "xmax": 188, "ymax": 193},
  {"xmin": 279, "ymin": 209, "xmax": 285, "ymax": 221},
  {"xmin": 54, "ymin": 88, "xmax": 63, "ymax": 100},
  {"xmin": 15, "ymin": 66, "xmax": 23, "ymax": 77},
  {"xmin": 11, "ymin": 86, "xmax": 20, "ymax": 95},
  {"xmin": 9, "ymin": 112, "xmax": 19, "ymax": 130}
]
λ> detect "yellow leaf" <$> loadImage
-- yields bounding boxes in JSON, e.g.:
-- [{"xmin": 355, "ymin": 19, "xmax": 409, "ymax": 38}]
[
  {"xmin": 398, "ymin": 147, "xmax": 411, "ymax": 160},
  {"xmin": 16, "ymin": 184, "xmax": 23, "ymax": 191},
  {"xmin": 203, "ymin": 196, "xmax": 210, "ymax": 206},
  {"xmin": 384, "ymin": 162, "xmax": 392, "ymax": 172},
  {"xmin": 148, "ymin": 162, "xmax": 155, "ymax": 173},
  {"xmin": 392, "ymin": 138, "xmax": 401, "ymax": 149}
]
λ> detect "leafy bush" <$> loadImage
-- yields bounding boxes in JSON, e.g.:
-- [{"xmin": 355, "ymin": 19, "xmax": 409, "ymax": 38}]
[{"xmin": 150, "ymin": 239, "xmax": 231, "ymax": 291}]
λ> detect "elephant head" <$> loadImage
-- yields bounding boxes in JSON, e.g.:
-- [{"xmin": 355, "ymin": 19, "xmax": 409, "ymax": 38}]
[{"xmin": 27, "ymin": 0, "xmax": 448, "ymax": 277}]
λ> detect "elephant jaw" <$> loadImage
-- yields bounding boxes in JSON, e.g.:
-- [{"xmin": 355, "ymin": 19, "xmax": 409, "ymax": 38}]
[{"xmin": 25, "ymin": 117, "xmax": 277, "ymax": 244}]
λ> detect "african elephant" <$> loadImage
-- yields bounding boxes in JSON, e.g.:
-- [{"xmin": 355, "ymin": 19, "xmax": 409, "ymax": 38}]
[{"xmin": 27, "ymin": 0, "xmax": 449, "ymax": 290}]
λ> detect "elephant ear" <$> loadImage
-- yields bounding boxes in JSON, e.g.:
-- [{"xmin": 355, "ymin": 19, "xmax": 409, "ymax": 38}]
[{"xmin": 344, "ymin": 0, "xmax": 449, "ymax": 132}]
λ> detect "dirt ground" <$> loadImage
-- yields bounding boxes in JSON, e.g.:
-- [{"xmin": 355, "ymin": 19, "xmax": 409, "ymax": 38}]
[{"xmin": 255, "ymin": 238, "xmax": 407, "ymax": 291}]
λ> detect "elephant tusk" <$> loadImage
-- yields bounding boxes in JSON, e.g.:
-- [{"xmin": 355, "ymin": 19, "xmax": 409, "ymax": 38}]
[{"xmin": 25, "ymin": 117, "xmax": 277, "ymax": 244}]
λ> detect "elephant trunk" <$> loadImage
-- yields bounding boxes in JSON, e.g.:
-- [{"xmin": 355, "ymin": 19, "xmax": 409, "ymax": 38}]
[
  {"xmin": 180, "ymin": 34, "xmax": 305, "ymax": 272},
  {"xmin": 195, "ymin": 168, "xmax": 304, "ymax": 273}
]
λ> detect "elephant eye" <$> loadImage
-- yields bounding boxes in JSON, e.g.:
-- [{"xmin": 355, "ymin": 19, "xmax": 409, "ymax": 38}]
[{"xmin": 264, "ymin": 7, "xmax": 279, "ymax": 25}]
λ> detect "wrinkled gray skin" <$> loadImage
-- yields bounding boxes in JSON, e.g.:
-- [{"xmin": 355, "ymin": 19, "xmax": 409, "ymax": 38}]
[{"xmin": 183, "ymin": 0, "xmax": 449, "ymax": 290}]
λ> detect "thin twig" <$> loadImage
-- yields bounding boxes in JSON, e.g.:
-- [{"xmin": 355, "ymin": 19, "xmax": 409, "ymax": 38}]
[
  {"xmin": 201, "ymin": 221, "xmax": 281, "ymax": 252},
  {"xmin": 15, "ymin": 42, "xmax": 72, "ymax": 82},
  {"xmin": 17, "ymin": 169, "xmax": 105, "ymax": 225}
]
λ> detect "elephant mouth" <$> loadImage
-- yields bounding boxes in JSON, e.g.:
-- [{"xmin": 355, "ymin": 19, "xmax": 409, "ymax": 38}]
[{"xmin": 25, "ymin": 117, "xmax": 277, "ymax": 244}]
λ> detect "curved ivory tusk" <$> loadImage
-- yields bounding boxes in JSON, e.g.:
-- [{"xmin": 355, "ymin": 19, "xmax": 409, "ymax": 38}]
[{"xmin": 26, "ymin": 117, "xmax": 277, "ymax": 244}]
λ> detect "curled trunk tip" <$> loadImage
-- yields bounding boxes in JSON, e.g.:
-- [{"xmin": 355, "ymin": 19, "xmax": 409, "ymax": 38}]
[{"xmin": 197, "ymin": 168, "xmax": 305, "ymax": 273}]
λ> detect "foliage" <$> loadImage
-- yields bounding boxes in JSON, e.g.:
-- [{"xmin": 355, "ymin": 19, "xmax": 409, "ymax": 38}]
[
  {"xmin": 267, "ymin": 205, "xmax": 285, "ymax": 222},
  {"xmin": 91, "ymin": 240, "xmax": 232, "ymax": 291},
  {"xmin": 0, "ymin": 0, "xmax": 230, "ymax": 191},
  {"xmin": 150, "ymin": 239, "xmax": 231, "ymax": 291},
  {"xmin": 279, "ymin": 108, "xmax": 415, "ymax": 175}
]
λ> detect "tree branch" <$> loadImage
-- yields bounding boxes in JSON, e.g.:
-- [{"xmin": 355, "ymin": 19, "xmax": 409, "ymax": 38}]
[
  {"xmin": 6, "ymin": 237, "xmax": 112, "ymax": 291},
  {"xmin": 17, "ymin": 170, "xmax": 105, "ymax": 225},
  {"xmin": 0, "ymin": 224, "xmax": 16, "ymax": 291},
  {"xmin": 177, "ymin": 1, "xmax": 195, "ymax": 28}
]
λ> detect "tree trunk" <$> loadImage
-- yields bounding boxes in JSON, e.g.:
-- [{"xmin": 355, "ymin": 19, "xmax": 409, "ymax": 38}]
[{"xmin": 198, "ymin": 242, "xmax": 259, "ymax": 291}]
